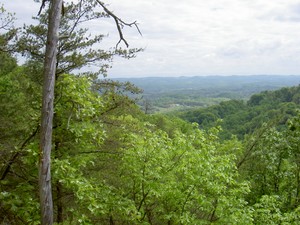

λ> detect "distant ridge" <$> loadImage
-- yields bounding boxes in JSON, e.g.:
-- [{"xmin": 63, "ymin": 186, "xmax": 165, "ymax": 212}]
[{"xmin": 114, "ymin": 75, "xmax": 300, "ymax": 94}]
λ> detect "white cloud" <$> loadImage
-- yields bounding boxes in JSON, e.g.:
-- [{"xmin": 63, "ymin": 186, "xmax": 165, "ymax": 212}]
[{"xmin": 2, "ymin": 0, "xmax": 300, "ymax": 77}]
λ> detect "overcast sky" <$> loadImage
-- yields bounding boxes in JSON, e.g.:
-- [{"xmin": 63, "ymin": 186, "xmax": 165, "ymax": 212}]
[{"xmin": 2, "ymin": 0, "xmax": 300, "ymax": 78}]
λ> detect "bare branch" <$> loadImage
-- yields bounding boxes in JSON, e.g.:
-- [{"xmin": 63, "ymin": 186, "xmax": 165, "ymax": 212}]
[
  {"xmin": 95, "ymin": 0, "xmax": 142, "ymax": 48},
  {"xmin": 38, "ymin": 0, "xmax": 49, "ymax": 16},
  {"xmin": 0, "ymin": 126, "xmax": 39, "ymax": 181}
]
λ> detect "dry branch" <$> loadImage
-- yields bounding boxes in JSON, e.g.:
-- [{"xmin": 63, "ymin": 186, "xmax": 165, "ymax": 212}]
[{"xmin": 95, "ymin": 0, "xmax": 142, "ymax": 48}]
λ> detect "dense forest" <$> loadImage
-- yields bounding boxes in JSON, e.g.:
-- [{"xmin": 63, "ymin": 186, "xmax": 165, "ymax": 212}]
[
  {"xmin": 1, "ymin": 2, "xmax": 300, "ymax": 225},
  {"xmin": 173, "ymin": 85, "xmax": 300, "ymax": 139}
]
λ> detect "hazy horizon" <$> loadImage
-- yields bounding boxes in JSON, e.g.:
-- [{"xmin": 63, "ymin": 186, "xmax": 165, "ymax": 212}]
[
  {"xmin": 3, "ymin": 0, "xmax": 300, "ymax": 78},
  {"xmin": 112, "ymin": 74, "xmax": 300, "ymax": 79}
]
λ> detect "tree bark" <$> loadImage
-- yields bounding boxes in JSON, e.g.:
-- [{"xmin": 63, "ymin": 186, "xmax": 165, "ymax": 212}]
[{"xmin": 39, "ymin": 0, "xmax": 63, "ymax": 224}]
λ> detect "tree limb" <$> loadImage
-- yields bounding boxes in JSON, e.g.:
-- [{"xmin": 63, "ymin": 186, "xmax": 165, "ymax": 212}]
[
  {"xmin": 95, "ymin": 0, "xmax": 142, "ymax": 48},
  {"xmin": 0, "ymin": 126, "xmax": 39, "ymax": 181},
  {"xmin": 38, "ymin": 0, "xmax": 49, "ymax": 16}
]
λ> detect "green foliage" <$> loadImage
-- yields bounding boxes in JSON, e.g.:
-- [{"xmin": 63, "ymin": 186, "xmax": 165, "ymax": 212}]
[
  {"xmin": 0, "ymin": 64, "xmax": 41, "ymax": 223},
  {"xmin": 1, "ymin": 62, "xmax": 255, "ymax": 224},
  {"xmin": 3, "ymin": 57, "xmax": 300, "ymax": 224},
  {"xmin": 144, "ymin": 114, "xmax": 194, "ymax": 137},
  {"xmin": 0, "ymin": 182, "xmax": 40, "ymax": 224},
  {"xmin": 117, "ymin": 123, "xmax": 251, "ymax": 224},
  {"xmin": 3, "ymin": 4, "xmax": 300, "ymax": 222},
  {"xmin": 50, "ymin": 75, "xmax": 249, "ymax": 224},
  {"xmin": 237, "ymin": 111, "xmax": 300, "ymax": 224},
  {"xmin": 0, "ymin": 5, "xmax": 17, "ymax": 75},
  {"xmin": 118, "ymin": 76, "xmax": 300, "ymax": 113},
  {"xmin": 0, "ymin": 51, "xmax": 17, "ymax": 76},
  {"xmin": 17, "ymin": 1, "xmax": 141, "ymax": 78},
  {"xmin": 253, "ymin": 195, "xmax": 300, "ymax": 224},
  {"xmin": 178, "ymin": 85, "xmax": 300, "ymax": 140}
]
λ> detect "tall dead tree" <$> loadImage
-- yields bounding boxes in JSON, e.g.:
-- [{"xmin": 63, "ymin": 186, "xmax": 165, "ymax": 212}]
[
  {"xmin": 39, "ymin": 0, "xmax": 63, "ymax": 224},
  {"xmin": 37, "ymin": 1, "xmax": 141, "ymax": 224}
]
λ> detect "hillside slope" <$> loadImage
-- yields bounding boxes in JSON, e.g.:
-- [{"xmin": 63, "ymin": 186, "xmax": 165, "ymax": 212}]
[{"xmin": 174, "ymin": 85, "xmax": 300, "ymax": 139}]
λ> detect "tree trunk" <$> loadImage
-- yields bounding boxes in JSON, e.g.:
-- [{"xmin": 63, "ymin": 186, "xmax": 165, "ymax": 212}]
[{"xmin": 39, "ymin": 0, "xmax": 63, "ymax": 224}]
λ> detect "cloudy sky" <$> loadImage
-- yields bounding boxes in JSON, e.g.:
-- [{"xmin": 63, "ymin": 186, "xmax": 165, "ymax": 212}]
[{"xmin": 2, "ymin": 0, "xmax": 300, "ymax": 77}]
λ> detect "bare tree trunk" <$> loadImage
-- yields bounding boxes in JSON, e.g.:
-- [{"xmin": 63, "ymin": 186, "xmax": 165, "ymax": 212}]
[{"xmin": 39, "ymin": 0, "xmax": 63, "ymax": 224}]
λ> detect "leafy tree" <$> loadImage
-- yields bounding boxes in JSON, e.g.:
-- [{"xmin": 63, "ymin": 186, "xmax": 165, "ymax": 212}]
[
  {"xmin": 237, "ymin": 112, "xmax": 300, "ymax": 224},
  {"xmin": 17, "ymin": 1, "xmax": 141, "ymax": 79},
  {"xmin": 23, "ymin": 1, "xmax": 142, "ymax": 224},
  {"xmin": 4, "ymin": 1, "xmax": 300, "ymax": 224},
  {"xmin": 178, "ymin": 85, "xmax": 300, "ymax": 140},
  {"xmin": 2, "ymin": 0, "xmax": 142, "ymax": 223},
  {"xmin": 115, "ymin": 123, "xmax": 252, "ymax": 224},
  {"xmin": 1, "ymin": 62, "xmax": 254, "ymax": 224},
  {"xmin": 0, "ymin": 64, "xmax": 41, "ymax": 224},
  {"xmin": 0, "ymin": 4, "xmax": 18, "ymax": 75},
  {"xmin": 0, "ymin": 67, "xmax": 142, "ymax": 224}
]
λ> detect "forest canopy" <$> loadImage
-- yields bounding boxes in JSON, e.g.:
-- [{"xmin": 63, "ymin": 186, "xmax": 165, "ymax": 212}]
[{"xmin": 1, "ymin": 2, "xmax": 300, "ymax": 224}]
